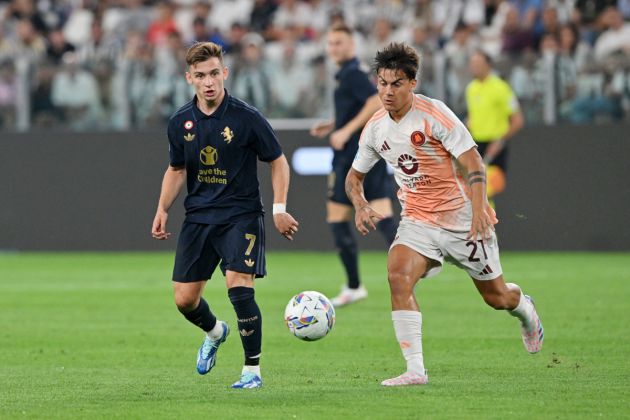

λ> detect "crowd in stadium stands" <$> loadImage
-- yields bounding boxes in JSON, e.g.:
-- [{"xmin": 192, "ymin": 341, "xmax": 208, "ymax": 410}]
[{"xmin": 0, "ymin": 0, "xmax": 629, "ymax": 130}]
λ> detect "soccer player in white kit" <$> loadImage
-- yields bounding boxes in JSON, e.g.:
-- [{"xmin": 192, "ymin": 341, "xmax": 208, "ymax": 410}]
[{"xmin": 345, "ymin": 43, "xmax": 544, "ymax": 386}]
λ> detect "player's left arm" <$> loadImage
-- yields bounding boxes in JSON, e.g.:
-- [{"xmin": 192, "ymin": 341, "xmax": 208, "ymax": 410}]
[
  {"xmin": 457, "ymin": 148, "xmax": 495, "ymax": 240},
  {"xmin": 330, "ymin": 94, "xmax": 382, "ymax": 150},
  {"xmin": 269, "ymin": 154, "xmax": 300, "ymax": 241}
]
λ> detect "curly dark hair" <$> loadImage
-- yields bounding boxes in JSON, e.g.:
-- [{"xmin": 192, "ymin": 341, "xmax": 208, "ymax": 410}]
[{"xmin": 373, "ymin": 42, "xmax": 420, "ymax": 80}]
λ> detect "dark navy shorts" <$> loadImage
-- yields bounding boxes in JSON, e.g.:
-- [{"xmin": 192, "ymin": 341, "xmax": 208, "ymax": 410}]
[
  {"xmin": 476, "ymin": 142, "xmax": 509, "ymax": 173},
  {"xmin": 172, "ymin": 215, "xmax": 266, "ymax": 282},
  {"xmin": 328, "ymin": 158, "xmax": 392, "ymax": 205}
]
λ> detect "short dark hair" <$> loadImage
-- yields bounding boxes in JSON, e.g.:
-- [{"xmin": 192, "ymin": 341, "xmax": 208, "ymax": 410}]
[
  {"xmin": 472, "ymin": 49, "xmax": 493, "ymax": 66},
  {"xmin": 186, "ymin": 41, "xmax": 223, "ymax": 66},
  {"xmin": 373, "ymin": 43, "xmax": 419, "ymax": 80},
  {"xmin": 329, "ymin": 22, "xmax": 353, "ymax": 36}
]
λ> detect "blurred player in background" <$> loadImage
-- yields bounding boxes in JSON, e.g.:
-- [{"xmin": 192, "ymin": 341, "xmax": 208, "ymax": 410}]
[
  {"xmin": 310, "ymin": 23, "xmax": 396, "ymax": 307},
  {"xmin": 346, "ymin": 43, "xmax": 543, "ymax": 386},
  {"xmin": 151, "ymin": 42, "xmax": 298, "ymax": 389},
  {"xmin": 466, "ymin": 50, "xmax": 524, "ymax": 205}
]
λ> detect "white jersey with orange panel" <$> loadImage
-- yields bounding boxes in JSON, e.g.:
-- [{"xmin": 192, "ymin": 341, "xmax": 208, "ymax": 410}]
[{"xmin": 352, "ymin": 93, "xmax": 491, "ymax": 232}]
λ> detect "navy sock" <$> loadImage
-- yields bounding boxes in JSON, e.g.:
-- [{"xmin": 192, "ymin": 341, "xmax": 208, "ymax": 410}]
[
  {"xmin": 330, "ymin": 222, "xmax": 360, "ymax": 289},
  {"xmin": 377, "ymin": 217, "xmax": 397, "ymax": 245},
  {"xmin": 179, "ymin": 297, "xmax": 217, "ymax": 332},
  {"xmin": 228, "ymin": 287, "xmax": 262, "ymax": 366}
]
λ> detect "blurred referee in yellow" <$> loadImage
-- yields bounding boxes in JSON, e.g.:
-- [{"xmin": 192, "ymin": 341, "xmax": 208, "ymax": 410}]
[{"xmin": 466, "ymin": 50, "xmax": 524, "ymax": 204}]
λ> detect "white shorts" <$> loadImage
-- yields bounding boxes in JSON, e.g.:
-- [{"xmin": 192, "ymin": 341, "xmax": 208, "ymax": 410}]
[{"xmin": 391, "ymin": 217, "xmax": 503, "ymax": 281}]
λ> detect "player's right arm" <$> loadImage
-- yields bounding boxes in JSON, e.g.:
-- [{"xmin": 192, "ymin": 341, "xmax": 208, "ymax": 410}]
[
  {"xmin": 152, "ymin": 165, "xmax": 186, "ymax": 240},
  {"xmin": 345, "ymin": 168, "xmax": 383, "ymax": 235},
  {"xmin": 345, "ymin": 123, "xmax": 383, "ymax": 235}
]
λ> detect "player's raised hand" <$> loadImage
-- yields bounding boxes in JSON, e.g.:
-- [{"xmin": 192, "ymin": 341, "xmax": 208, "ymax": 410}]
[
  {"xmin": 151, "ymin": 210, "xmax": 171, "ymax": 240},
  {"xmin": 330, "ymin": 128, "xmax": 351, "ymax": 151},
  {"xmin": 274, "ymin": 213, "xmax": 299, "ymax": 241},
  {"xmin": 310, "ymin": 120, "xmax": 334, "ymax": 138},
  {"xmin": 355, "ymin": 205, "xmax": 383, "ymax": 236}
]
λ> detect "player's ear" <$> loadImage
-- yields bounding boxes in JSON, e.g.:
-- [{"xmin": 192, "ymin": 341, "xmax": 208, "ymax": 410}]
[
  {"xmin": 222, "ymin": 65, "xmax": 229, "ymax": 80},
  {"xmin": 410, "ymin": 78, "xmax": 417, "ymax": 90},
  {"xmin": 185, "ymin": 71, "xmax": 192, "ymax": 85}
]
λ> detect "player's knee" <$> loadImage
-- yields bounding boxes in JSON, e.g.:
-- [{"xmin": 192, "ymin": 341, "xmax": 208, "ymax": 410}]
[
  {"xmin": 387, "ymin": 271, "xmax": 416, "ymax": 297},
  {"xmin": 174, "ymin": 294, "xmax": 199, "ymax": 313},
  {"xmin": 482, "ymin": 292, "xmax": 511, "ymax": 310},
  {"xmin": 329, "ymin": 222, "xmax": 356, "ymax": 251}
]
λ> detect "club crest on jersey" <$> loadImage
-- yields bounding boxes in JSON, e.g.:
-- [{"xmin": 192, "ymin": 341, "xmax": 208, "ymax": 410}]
[
  {"xmin": 410, "ymin": 130, "xmax": 426, "ymax": 147},
  {"xmin": 184, "ymin": 120, "xmax": 194, "ymax": 130},
  {"xmin": 184, "ymin": 132, "xmax": 195, "ymax": 142},
  {"xmin": 222, "ymin": 126, "xmax": 234, "ymax": 144}
]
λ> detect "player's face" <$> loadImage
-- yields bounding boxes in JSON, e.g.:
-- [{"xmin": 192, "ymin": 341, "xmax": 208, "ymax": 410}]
[
  {"xmin": 376, "ymin": 68, "xmax": 417, "ymax": 116},
  {"xmin": 326, "ymin": 31, "xmax": 354, "ymax": 65},
  {"xmin": 186, "ymin": 57, "xmax": 229, "ymax": 104}
]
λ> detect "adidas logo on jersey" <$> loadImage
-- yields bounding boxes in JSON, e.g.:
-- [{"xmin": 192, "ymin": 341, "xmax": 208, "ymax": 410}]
[
  {"xmin": 244, "ymin": 259, "xmax": 255, "ymax": 267},
  {"xmin": 379, "ymin": 141, "xmax": 391, "ymax": 152}
]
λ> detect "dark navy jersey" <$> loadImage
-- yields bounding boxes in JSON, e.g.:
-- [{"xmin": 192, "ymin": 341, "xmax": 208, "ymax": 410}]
[
  {"xmin": 334, "ymin": 57, "xmax": 377, "ymax": 162},
  {"xmin": 167, "ymin": 90, "xmax": 282, "ymax": 225}
]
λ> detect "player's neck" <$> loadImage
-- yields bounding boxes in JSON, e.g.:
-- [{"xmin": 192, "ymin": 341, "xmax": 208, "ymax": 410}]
[
  {"xmin": 196, "ymin": 91, "xmax": 225, "ymax": 116},
  {"xmin": 389, "ymin": 95, "xmax": 414, "ymax": 123}
]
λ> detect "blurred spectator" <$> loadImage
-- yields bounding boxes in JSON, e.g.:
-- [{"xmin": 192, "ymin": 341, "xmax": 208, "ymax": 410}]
[
  {"xmin": 593, "ymin": 6, "xmax": 630, "ymax": 61},
  {"xmin": 46, "ymin": 27, "xmax": 76, "ymax": 64},
  {"xmin": 62, "ymin": 0, "xmax": 95, "ymax": 47},
  {"xmin": 147, "ymin": 1, "xmax": 178, "ymax": 47},
  {"xmin": 249, "ymin": 0, "xmax": 277, "ymax": 36},
  {"xmin": 111, "ymin": 30, "xmax": 158, "ymax": 128},
  {"xmin": 13, "ymin": 18, "xmax": 47, "ymax": 62},
  {"xmin": 407, "ymin": 24, "xmax": 438, "ymax": 97},
  {"xmin": 76, "ymin": 20, "xmax": 122, "ymax": 68},
  {"xmin": 574, "ymin": 0, "xmax": 617, "ymax": 44},
  {"xmin": 209, "ymin": 0, "xmax": 253, "ymax": 34},
  {"xmin": 31, "ymin": 63, "xmax": 63, "ymax": 127},
  {"xmin": 479, "ymin": 0, "xmax": 512, "ymax": 58},
  {"xmin": 268, "ymin": 38, "xmax": 313, "ymax": 117},
  {"xmin": 102, "ymin": 0, "xmax": 152, "ymax": 45},
  {"xmin": 271, "ymin": 0, "xmax": 313, "ymax": 41},
  {"xmin": 432, "ymin": 0, "xmax": 484, "ymax": 43},
  {"xmin": 444, "ymin": 23, "xmax": 479, "ymax": 117},
  {"xmin": 558, "ymin": 23, "xmax": 591, "ymax": 72},
  {"xmin": 0, "ymin": 60, "xmax": 16, "ymax": 129},
  {"xmin": 7, "ymin": 0, "xmax": 48, "ymax": 34},
  {"xmin": 51, "ymin": 52, "xmax": 103, "ymax": 130},
  {"xmin": 532, "ymin": 33, "xmax": 578, "ymax": 122},
  {"xmin": 361, "ymin": 17, "xmax": 397, "ymax": 66},
  {"xmin": 230, "ymin": 32, "xmax": 274, "ymax": 115},
  {"xmin": 539, "ymin": 6, "xmax": 562, "ymax": 39},
  {"xmin": 502, "ymin": 4, "xmax": 535, "ymax": 56},
  {"xmin": 508, "ymin": 0, "xmax": 544, "ymax": 35}
]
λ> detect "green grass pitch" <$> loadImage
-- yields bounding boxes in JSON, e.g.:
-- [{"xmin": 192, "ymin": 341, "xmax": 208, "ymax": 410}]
[{"xmin": 1, "ymin": 252, "xmax": 629, "ymax": 419}]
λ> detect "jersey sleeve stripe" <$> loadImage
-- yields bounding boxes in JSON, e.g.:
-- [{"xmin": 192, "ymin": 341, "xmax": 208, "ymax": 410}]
[
  {"xmin": 414, "ymin": 104, "xmax": 455, "ymax": 131},
  {"xmin": 415, "ymin": 98, "xmax": 456, "ymax": 130}
]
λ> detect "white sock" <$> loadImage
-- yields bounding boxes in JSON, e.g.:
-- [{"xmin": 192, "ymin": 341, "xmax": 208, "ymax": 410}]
[
  {"xmin": 207, "ymin": 320, "xmax": 224, "ymax": 340},
  {"xmin": 392, "ymin": 310, "xmax": 425, "ymax": 376},
  {"xmin": 242, "ymin": 364, "xmax": 261, "ymax": 377},
  {"xmin": 506, "ymin": 283, "xmax": 535, "ymax": 328}
]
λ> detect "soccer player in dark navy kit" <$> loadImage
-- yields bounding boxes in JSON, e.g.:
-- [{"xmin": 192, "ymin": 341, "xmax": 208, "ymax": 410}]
[
  {"xmin": 310, "ymin": 24, "xmax": 396, "ymax": 307},
  {"xmin": 151, "ymin": 42, "xmax": 299, "ymax": 389}
]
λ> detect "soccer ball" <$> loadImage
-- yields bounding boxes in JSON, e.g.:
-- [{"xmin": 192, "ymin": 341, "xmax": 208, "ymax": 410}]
[{"xmin": 284, "ymin": 291, "xmax": 335, "ymax": 341}]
